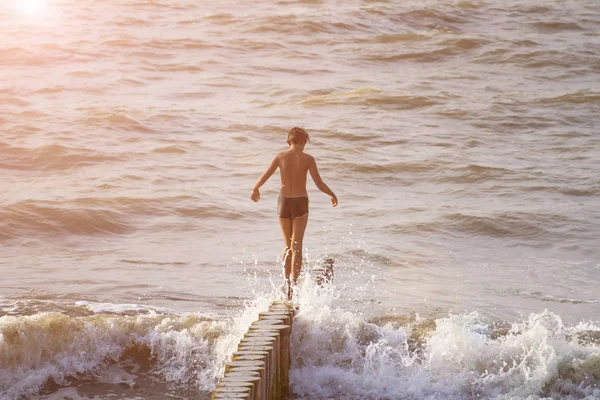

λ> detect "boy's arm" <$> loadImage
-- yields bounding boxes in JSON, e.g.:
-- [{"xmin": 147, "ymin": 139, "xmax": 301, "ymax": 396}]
[
  {"xmin": 309, "ymin": 157, "xmax": 338, "ymax": 207},
  {"xmin": 251, "ymin": 155, "xmax": 279, "ymax": 202}
]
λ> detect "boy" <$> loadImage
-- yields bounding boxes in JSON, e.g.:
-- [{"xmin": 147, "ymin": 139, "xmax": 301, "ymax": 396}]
[{"xmin": 250, "ymin": 127, "xmax": 338, "ymax": 299}]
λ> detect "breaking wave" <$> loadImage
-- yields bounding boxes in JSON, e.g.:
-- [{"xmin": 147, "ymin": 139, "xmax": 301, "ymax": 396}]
[{"xmin": 290, "ymin": 282, "xmax": 600, "ymax": 400}]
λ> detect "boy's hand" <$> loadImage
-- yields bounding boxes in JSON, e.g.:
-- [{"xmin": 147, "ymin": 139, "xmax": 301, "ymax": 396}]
[
  {"xmin": 250, "ymin": 188, "xmax": 260, "ymax": 202},
  {"xmin": 331, "ymin": 195, "xmax": 338, "ymax": 207}
]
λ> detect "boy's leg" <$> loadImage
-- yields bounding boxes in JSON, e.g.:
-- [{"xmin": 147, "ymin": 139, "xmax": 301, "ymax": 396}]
[
  {"xmin": 278, "ymin": 217, "xmax": 293, "ymax": 297},
  {"xmin": 290, "ymin": 213, "xmax": 309, "ymax": 285}
]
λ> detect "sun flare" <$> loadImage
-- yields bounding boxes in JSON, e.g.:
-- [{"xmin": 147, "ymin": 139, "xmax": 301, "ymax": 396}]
[{"xmin": 15, "ymin": 0, "xmax": 46, "ymax": 15}]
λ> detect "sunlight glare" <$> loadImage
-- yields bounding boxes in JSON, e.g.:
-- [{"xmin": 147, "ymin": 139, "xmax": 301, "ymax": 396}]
[{"xmin": 15, "ymin": 0, "xmax": 47, "ymax": 15}]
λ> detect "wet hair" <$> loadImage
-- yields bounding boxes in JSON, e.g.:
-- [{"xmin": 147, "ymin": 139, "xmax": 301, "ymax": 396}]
[{"xmin": 287, "ymin": 127, "xmax": 310, "ymax": 144}]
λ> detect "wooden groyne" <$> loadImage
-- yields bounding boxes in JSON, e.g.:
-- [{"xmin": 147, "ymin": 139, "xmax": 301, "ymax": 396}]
[
  {"xmin": 212, "ymin": 301, "xmax": 294, "ymax": 400},
  {"xmin": 212, "ymin": 259, "xmax": 333, "ymax": 399}
]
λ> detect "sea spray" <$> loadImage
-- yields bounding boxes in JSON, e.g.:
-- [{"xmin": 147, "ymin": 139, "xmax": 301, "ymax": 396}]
[
  {"xmin": 1, "ymin": 270, "xmax": 598, "ymax": 399},
  {"xmin": 0, "ymin": 309, "xmax": 227, "ymax": 399},
  {"xmin": 210, "ymin": 284, "xmax": 282, "ymax": 382},
  {"xmin": 289, "ymin": 277, "xmax": 600, "ymax": 400}
]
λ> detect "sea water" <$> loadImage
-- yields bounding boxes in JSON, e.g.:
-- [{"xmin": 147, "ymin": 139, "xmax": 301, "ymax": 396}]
[{"xmin": 1, "ymin": 0, "xmax": 599, "ymax": 398}]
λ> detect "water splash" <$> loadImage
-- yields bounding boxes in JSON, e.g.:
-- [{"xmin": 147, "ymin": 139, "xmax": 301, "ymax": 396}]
[{"xmin": 288, "ymin": 277, "xmax": 600, "ymax": 400}]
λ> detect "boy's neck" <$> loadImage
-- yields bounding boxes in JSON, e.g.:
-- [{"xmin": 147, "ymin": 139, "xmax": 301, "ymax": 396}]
[{"xmin": 289, "ymin": 144, "xmax": 305, "ymax": 152}]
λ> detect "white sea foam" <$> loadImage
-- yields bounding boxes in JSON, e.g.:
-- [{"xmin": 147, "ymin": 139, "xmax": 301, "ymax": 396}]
[
  {"xmin": 0, "ymin": 311, "xmax": 227, "ymax": 400},
  {"xmin": 289, "ymin": 277, "xmax": 600, "ymax": 400},
  {"xmin": 0, "ymin": 288, "xmax": 288, "ymax": 399},
  {"xmin": 1, "ymin": 277, "xmax": 599, "ymax": 400},
  {"xmin": 74, "ymin": 300, "xmax": 179, "ymax": 315}
]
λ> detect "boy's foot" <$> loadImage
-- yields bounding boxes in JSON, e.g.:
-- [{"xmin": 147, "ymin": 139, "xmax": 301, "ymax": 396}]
[{"xmin": 278, "ymin": 280, "xmax": 292, "ymax": 300}]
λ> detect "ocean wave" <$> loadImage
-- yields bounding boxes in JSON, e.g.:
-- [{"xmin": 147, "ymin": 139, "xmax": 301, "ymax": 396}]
[
  {"xmin": 0, "ymin": 312, "xmax": 227, "ymax": 399},
  {"xmin": 66, "ymin": 70, "xmax": 101, "ymax": 78},
  {"xmin": 0, "ymin": 44, "xmax": 83, "ymax": 67},
  {"xmin": 0, "ymin": 293, "xmax": 281, "ymax": 399},
  {"xmin": 242, "ymin": 16, "xmax": 369, "ymax": 35},
  {"xmin": 226, "ymin": 38, "xmax": 288, "ymax": 52},
  {"xmin": 139, "ymin": 61, "xmax": 204, "ymax": 73},
  {"xmin": 34, "ymin": 86, "xmax": 68, "ymax": 94},
  {"xmin": 536, "ymin": 90, "xmax": 600, "ymax": 106},
  {"xmin": 171, "ymin": 90, "xmax": 215, "ymax": 100},
  {"xmin": 362, "ymin": 47, "xmax": 472, "ymax": 63},
  {"xmin": 0, "ymin": 143, "xmax": 122, "ymax": 170},
  {"xmin": 440, "ymin": 37, "xmax": 487, "ymax": 51},
  {"xmin": 128, "ymin": 2, "xmax": 192, "ymax": 11},
  {"xmin": 286, "ymin": 87, "xmax": 446, "ymax": 109},
  {"xmin": 441, "ymin": 212, "xmax": 562, "ymax": 239},
  {"xmin": 509, "ymin": 290, "xmax": 600, "ymax": 305},
  {"xmin": 337, "ymin": 160, "xmax": 440, "ymax": 175},
  {"xmin": 365, "ymin": 8, "xmax": 471, "ymax": 33},
  {"xmin": 383, "ymin": 211, "xmax": 581, "ymax": 241},
  {"xmin": 152, "ymin": 145, "xmax": 187, "ymax": 154},
  {"xmin": 3, "ymin": 285, "xmax": 600, "ymax": 400},
  {"xmin": 434, "ymin": 164, "xmax": 517, "ymax": 184},
  {"xmin": 116, "ymin": 77, "xmax": 146, "ymax": 86},
  {"xmin": 504, "ymin": 5, "xmax": 554, "ymax": 15},
  {"xmin": 365, "ymin": 32, "xmax": 431, "ymax": 44},
  {"xmin": 531, "ymin": 21, "xmax": 584, "ymax": 32},
  {"xmin": 202, "ymin": 13, "xmax": 236, "ymax": 24},
  {"xmin": 355, "ymin": 3, "xmax": 484, "ymax": 32},
  {"xmin": 113, "ymin": 17, "xmax": 149, "ymax": 27},
  {"xmin": 0, "ymin": 298, "xmax": 177, "ymax": 318},
  {"xmin": 318, "ymin": 131, "xmax": 388, "ymax": 143},
  {"xmin": 0, "ymin": 201, "xmax": 132, "ymax": 240},
  {"xmin": 0, "ymin": 93, "xmax": 30, "ymax": 107},
  {"xmin": 101, "ymin": 37, "xmax": 221, "ymax": 51},
  {"xmin": 559, "ymin": 186, "xmax": 600, "ymax": 197},
  {"xmin": 0, "ymin": 197, "xmax": 248, "ymax": 240},
  {"xmin": 483, "ymin": 49, "xmax": 589, "ymax": 69},
  {"xmin": 0, "ymin": 299, "xmax": 95, "ymax": 318},
  {"xmin": 484, "ymin": 90, "xmax": 600, "ymax": 112},
  {"xmin": 177, "ymin": 18, "xmax": 203, "ymax": 25},
  {"xmin": 81, "ymin": 113, "xmax": 155, "ymax": 133},
  {"xmin": 0, "ymin": 47, "xmax": 35, "ymax": 66},
  {"xmin": 291, "ymin": 282, "xmax": 600, "ymax": 400}
]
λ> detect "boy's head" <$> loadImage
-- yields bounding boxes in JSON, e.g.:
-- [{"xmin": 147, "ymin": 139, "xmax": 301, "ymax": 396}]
[{"xmin": 287, "ymin": 127, "xmax": 310, "ymax": 146}]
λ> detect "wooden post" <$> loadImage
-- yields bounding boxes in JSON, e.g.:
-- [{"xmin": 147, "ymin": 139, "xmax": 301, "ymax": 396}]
[
  {"xmin": 248, "ymin": 324, "xmax": 291, "ymax": 397},
  {"xmin": 245, "ymin": 331, "xmax": 281, "ymax": 397},
  {"xmin": 211, "ymin": 385, "xmax": 253, "ymax": 399},
  {"xmin": 212, "ymin": 393, "xmax": 252, "ymax": 399},
  {"xmin": 259, "ymin": 314, "xmax": 292, "ymax": 326},
  {"xmin": 213, "ymin": 301, "xmax": 294, "ymax": 400}
]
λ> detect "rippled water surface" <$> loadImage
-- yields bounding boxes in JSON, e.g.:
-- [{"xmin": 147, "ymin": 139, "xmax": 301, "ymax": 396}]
[{"xmin": 1, "ymin": 0, "xmax": 599, "ymax": 399}]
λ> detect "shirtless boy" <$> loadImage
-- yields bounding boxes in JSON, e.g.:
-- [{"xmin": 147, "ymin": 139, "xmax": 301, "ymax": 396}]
[{"xmin": 250, "ymin": 127, "xmax": 338, "ymax": 299}]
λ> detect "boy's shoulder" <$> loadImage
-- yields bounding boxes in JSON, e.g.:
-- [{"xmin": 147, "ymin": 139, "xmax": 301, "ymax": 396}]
[
  {"xmin": 304, "ymin": 153, "xmax": 315, "ymax": 163},
  {"xmin": 275, "ymin": 151, "xmax": 313, "ymax": 159}
]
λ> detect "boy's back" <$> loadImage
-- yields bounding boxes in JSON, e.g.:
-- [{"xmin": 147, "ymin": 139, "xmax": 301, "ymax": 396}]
[{"xmin": 277, "ymin": 150, "xmax": 313, "ymax": 198}]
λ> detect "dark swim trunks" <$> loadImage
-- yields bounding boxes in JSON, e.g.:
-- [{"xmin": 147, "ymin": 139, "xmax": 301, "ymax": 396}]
[{"xmin": 277, "ymin": 197, "xmax": 309, "ymax": 219}]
